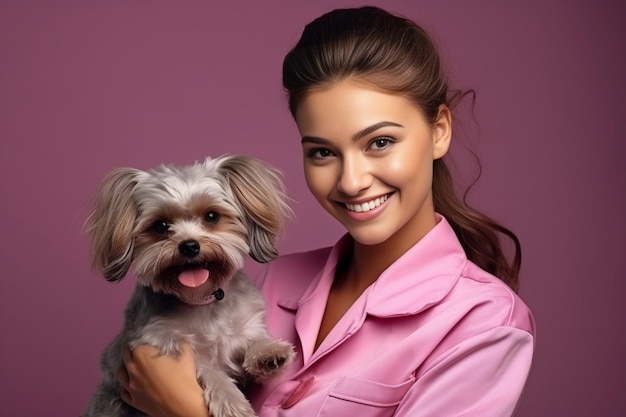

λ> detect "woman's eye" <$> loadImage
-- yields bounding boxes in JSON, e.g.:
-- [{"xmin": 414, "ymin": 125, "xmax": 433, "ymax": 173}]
[
  {"xmin": 369, "ymin": 137, "xmax": 394, "ymax": 151},
  {"xmin": 307, "ymin": 147, "xmax": 334, "ymax": 160},
  {"xmin": 152, "ymin": 220, "xmax": 170, "ymax": 235},
  {"xmin": 204, "ymin": 211, "xmax": 220, "ymax": 224}
]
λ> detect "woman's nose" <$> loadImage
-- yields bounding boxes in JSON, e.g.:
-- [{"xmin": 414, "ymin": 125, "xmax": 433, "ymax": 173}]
[{"xmin": 337, "ymin": 155, "xmax": 372, "ymax": 196}]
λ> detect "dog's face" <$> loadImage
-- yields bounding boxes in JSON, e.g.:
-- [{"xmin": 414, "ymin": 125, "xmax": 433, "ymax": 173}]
[
  {"xmin": 131, "ymin": 164, "xmax": 250, "ymax": 305},
  {"xmin": 86, "ymin": 155, "xmax": 289, "ymax": 305}
]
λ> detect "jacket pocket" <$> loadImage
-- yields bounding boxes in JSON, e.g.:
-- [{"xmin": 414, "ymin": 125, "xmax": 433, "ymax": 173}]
[{"xmin": 318, "ymin": 376, "xmax": 415, "ymax": 417}]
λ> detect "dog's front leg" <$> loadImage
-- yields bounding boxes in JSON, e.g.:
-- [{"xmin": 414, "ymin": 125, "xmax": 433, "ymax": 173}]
[
  {"xmin": 242, "ymin": 338, "xmax": 295, "ymax": 382},
  {"xmin": 196, "ymin": 366, "xmax": 256, "ymax": 417}
]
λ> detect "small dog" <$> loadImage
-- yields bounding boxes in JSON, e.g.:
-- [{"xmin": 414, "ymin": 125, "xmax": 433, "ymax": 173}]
[{"xmin": 83, "ymin": 154, "xmax": 295, "ymax": 417}]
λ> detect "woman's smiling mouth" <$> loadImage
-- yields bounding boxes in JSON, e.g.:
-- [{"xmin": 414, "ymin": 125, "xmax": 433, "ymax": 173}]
[{"xmin": 344, "ymin": 193, "xmax": 390, "ymax": 213}]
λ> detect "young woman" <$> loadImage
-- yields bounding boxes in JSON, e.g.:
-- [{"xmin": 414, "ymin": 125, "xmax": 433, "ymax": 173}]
[{"xmin": 117, "ymin": 6, "xmax": 535, "ymax": 417}]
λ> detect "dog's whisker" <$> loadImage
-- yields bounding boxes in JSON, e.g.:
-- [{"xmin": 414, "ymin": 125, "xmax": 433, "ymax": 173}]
[{"xmin": 153, "ymin": 244, "xmax": 170, "ymax": 277}]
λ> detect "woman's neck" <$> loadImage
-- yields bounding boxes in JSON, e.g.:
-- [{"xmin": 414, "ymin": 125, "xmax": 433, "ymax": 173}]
[{"xmin": 337, "ymin": 211, "xmax": 438, "ymax": 292}]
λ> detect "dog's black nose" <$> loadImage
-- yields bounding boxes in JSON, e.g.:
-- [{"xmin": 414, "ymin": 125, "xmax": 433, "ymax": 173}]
[{"xmin": 179, "ymin": 240, "xmax": 200, "ymax": 258}]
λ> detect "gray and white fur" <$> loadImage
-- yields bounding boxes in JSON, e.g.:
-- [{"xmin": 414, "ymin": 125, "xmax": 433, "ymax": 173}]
[{"xmin": 82, "ymin": 154, "xmax": 295, "ymax": 417}]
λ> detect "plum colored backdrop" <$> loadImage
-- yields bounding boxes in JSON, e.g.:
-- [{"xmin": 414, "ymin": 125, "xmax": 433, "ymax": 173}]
[{"xmin": 1, "ymin": 1, "xmax": 624, "ymax": 415}]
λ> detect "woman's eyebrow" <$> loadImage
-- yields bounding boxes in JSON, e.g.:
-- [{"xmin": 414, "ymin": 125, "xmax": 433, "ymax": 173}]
[
  {"xmin": 352, "ymin": 121, "xmax": 403, "ymax": 141},
  {"xmin": 301, "ymin": 135, "xmax": 329, "ymax": 145},
  {"xmin": 301, "ymin": 121, "xmax": 403, "ymax": 144}
]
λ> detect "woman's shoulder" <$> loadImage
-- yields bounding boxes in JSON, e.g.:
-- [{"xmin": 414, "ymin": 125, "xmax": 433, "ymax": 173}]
[{"xmin": 453, "ymin": 261, "xmax": 535, "ymax": 335}]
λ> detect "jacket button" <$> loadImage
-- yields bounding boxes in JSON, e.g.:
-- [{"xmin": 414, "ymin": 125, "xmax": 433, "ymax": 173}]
[{"xmin": 281, "ymin": 376, "xmax": 315, "ymax": 409}]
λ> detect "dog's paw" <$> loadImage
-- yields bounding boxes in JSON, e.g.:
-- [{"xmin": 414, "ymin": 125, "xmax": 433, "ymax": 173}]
[
  {"xmin": 261, "ymin": 354, "xmax": 288, "ymax": 371},
  {"xmin": 244, "ymin": 339, "xmax": 295, "ymax": 381}
]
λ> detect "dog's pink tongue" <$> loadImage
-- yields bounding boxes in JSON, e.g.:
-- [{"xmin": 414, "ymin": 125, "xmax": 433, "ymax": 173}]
[{"xmin": 178, "ymin": 268, "xmax": 209, "ymax": 288}]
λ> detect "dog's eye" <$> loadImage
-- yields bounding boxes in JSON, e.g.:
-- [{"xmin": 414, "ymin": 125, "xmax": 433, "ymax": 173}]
[
  {"xmin": 204, "ymin": 211, "xmax": 220, "ymax": 224},
  {"xmin": 152, "ymin": 220, "xmax": 170, "ymax": 235}
]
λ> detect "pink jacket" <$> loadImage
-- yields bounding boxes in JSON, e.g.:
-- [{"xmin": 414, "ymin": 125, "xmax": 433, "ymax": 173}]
[{"xmin": 248, "ymin": 216, "xmax": 535, "ymax": 417}]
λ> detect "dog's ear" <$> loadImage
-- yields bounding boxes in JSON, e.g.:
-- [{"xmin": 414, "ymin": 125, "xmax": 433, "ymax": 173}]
[
  {"xmin": 218, "ymin": 155, "xmax": 291, "ymax": 263},
  {"xmin": 84, "ymin": 168, "xmax": 142, "ymax": 281}
]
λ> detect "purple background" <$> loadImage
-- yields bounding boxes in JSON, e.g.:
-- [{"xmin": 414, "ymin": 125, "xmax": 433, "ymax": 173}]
[{"xmin": 1, "ymin": 1, "xmax": 624, "ymax": 415}]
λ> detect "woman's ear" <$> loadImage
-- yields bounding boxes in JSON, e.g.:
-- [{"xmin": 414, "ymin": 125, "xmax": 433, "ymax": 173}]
[{"xmin": 432, "ymin": 104, "xmax": 452, "ymax": 160}]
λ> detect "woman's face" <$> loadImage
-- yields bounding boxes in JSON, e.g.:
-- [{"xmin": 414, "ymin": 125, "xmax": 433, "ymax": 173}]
[{"xmin": 295, "ymin": 80, "xmax": 451, "ymax": 249}]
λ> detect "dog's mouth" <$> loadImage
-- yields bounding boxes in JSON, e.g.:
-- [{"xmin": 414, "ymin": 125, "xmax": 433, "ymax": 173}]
[
  {"xmin": 177, "ymin": 265, "xmax": 210, "ymax": 288},
  {"xmin": 157, "ymin": 262, "xmax": 230, "ymax": 306}
]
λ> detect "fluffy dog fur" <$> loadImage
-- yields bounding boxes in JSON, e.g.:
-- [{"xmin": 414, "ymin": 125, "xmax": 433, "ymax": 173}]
[{"xmin": 83, "ymin": 154, "xmax": 295, "ymax": 417}]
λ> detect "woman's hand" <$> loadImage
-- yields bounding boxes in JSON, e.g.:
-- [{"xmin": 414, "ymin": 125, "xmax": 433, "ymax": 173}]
[{"xmin": 118, "ymin": 342, "xmax": 210, "ymax": 417}]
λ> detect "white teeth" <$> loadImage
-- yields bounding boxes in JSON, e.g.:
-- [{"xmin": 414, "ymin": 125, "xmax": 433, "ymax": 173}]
[{"xmin": 345, "ymin": 195, "xmax": 388, "ymax": 213}]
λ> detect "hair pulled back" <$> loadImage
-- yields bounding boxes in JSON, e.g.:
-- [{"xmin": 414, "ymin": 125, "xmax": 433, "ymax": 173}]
[{"xmin": 282, "ymin": 6, "xmax": 521, "ymax": 291}]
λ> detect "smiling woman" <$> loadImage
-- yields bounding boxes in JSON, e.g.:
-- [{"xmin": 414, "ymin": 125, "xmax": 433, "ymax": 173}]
[
  {"xmin": 117, "ymin": 6, "xmax": 535, "ymax": 417},
  {"xmin": 297, "ymin": 81, "xmax": 451, "ymax": 256}
]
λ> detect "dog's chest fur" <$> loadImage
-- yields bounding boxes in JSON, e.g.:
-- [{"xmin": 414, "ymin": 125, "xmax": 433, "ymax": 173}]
[{"xmin": 121, "ymin": 272, "xmax": 267, "ymax": 378}]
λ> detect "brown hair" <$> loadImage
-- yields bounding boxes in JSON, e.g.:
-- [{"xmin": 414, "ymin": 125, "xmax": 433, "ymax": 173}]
[{"xmin": 282, "ymin": 6, "xmax": 521, "ymax": 291}]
